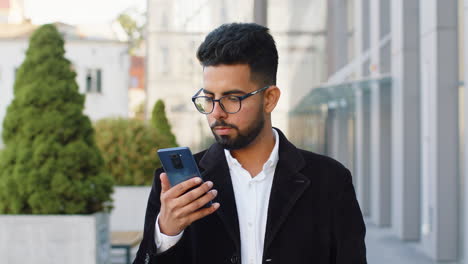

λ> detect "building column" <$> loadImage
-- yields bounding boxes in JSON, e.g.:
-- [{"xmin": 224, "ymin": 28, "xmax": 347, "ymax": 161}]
[
  {"xmin": 369, "ymin": 78, "xmax": 392, "ymax": 227},
  {"xmin": 253, "ymin": 0, "xmax": 267, "ymax": 26},
  {"xmin": 336, "ymin": 102, "xmax": 350, "ymax": 168},
  {"xmin": 354, "ymin": 0, "xmax": 370, "ymax": 77},
  {"xmin": 353, "ymin": 0, "xmax": 371, "ymax": 216},
  {"xmin": 325, "ymin": 100, "xmax": 350, "ymax": 167},
  {"xmin": 390, "ymin": 0, "xmax": 421, "ymax": 241},
  {"xmin": 420, "ymin": 0, "xmax": 459, "ymax": 261},
  {"xmin": 464, "ymin": 1, "xmax": 468, "ymax": 263},
  {"xmin": 354, "ymin": 85, "xmax": 371, "ymax": 216},
  {"xmin": 325, "ymin": 108, "xmax": 337, "ymax": 159},
  {"xmin": 369, "ymin": 0, "xmax": 392, "ymax": 227},
  {"xmin": 327, "ymin": 0, "xmax": 348, "ymax": 75}
]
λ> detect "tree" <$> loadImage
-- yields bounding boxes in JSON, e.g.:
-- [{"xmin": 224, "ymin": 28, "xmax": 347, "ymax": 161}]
[
  {"xmin": 151, "ymin": 99, "xmax": 178, "ymax": 147},
  {"xmin": 94, "ymin": 118, "xmax": 171, "ymax": 185},
  {"xmin": 116, "ymin": 9, "xmax": 145, "ymax": 54},
  {"xmin": 0, "ymin": 24, "xmax": 113, "ymax": 214}
]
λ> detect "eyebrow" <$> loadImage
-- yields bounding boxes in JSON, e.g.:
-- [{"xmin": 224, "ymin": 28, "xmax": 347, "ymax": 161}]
[{"xmin": 202, "ymin": 88, "xmax": 246, "ymax": 96}]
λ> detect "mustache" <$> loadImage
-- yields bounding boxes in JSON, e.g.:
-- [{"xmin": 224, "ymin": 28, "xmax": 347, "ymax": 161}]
[{"xmin": 210, "ymin": 120, "xmax": 239, "ymax": 130}]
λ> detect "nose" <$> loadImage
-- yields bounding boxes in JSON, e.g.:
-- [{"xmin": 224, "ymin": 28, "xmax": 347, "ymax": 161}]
[{"xmin": 210, "ymin": 100, "xmax": 228, "ymax": 120}]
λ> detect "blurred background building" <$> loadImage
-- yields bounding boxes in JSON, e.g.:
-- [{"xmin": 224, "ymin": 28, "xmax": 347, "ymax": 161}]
[{"xmin": 290, "ymin": 0, "xmax": 467, "ymax": 263}]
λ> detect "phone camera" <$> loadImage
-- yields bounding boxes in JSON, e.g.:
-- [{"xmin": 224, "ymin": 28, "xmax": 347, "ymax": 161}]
[{"xmin": 170, "ymin": 154, "xmax": 184, "ymax": 169}]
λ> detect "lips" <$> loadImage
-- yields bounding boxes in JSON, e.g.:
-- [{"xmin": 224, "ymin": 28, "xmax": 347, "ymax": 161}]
[{"xmin": 213, "ymin": 127, "xmax": 232, "ymax": 135}]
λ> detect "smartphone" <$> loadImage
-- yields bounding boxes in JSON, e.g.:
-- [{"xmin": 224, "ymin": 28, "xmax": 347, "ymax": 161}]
[
  {"xmin": 157, "ymin": 147, "xmax": 202, "ymax": 187},
  {"xmin": 157, "ymin": 147, "xmax": 212, "ymax": 208}
]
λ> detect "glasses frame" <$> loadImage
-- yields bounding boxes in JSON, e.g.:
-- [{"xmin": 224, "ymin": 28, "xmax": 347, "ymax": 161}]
[{"xmin": 191, "ymin": 85, "xmax": 271, "ymax": 114}]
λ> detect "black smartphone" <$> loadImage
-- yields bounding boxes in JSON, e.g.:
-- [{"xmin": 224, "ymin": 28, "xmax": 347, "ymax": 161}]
[{"xmin": 157, "ymin": 147, "xmax": 212, "ymax": 207}]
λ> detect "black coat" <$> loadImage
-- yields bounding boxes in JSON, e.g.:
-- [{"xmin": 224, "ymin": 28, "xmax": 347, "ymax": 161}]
[{"xmin": 134, "ymin": 129, "xmax": 367, "ymax": 264}]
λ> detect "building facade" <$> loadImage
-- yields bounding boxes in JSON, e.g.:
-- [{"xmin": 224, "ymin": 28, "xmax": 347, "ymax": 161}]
[{"xmin": 290, "ymin": 0, "xmax": 468, "ymax": 263}]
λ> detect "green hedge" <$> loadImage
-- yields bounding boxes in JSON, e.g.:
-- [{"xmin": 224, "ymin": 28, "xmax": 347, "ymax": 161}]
[
  {"xmin": 94, "ymin": 118, "xmax": 175, "ymax": 185},
  {"xmin": 0, "ymin": 24, "xmax": 113, "ymax": 214}
]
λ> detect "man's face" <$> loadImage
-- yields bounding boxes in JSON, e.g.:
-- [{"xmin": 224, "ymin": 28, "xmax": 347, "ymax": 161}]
[{"xmin": 202, "ymin": 64, "xmax": 266, "ymax": 150}]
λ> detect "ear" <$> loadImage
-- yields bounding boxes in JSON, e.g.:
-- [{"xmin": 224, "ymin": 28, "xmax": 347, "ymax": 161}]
[{"xmin": 264, "ymin": 86, "xmax": 281, "ymax": 114}]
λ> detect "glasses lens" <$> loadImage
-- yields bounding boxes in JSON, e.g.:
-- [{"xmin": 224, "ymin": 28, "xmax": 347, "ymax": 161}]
[
  {"xmin": 194, "ymin": 97, "xmax": 213, "ymax": 113},
  {"xmin": 220, "ymin": 96, "xmax": 241, "ymax": 113}
]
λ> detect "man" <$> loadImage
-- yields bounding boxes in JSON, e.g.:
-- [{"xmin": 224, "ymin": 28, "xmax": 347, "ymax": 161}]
[{"xmin": 134, "ymin": 23, "xmax": 366, "ymax": 264}]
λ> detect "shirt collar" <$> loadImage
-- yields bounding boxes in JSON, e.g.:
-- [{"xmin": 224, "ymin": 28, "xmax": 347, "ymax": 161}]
[{"xmin": 224, "ymin": 128, "xmax": 280, "ymax": 175}]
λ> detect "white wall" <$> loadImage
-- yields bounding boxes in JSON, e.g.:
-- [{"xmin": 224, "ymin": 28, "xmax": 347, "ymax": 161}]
[
  {"xmin": 0, "ymin": 213, "xmax": 110, "ymax": 264},
  {"xmin": 66, "ymin": 41, "xmax": 129, "ymax": 121},
  {"xmin": 0, "ymin": 39, "xmax": 129, "ymax": 146},
  {"xmin": 110, "ymin": 186, "xmax": 152, "ymax": 232}
]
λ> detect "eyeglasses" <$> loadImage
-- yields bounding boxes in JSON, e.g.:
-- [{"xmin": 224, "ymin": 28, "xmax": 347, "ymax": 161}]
[{"xmin": 191, "ymin": 85, "xmax": 270, "ymax": 114}]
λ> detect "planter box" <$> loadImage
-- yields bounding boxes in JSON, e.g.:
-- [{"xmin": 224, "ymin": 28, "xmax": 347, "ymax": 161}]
[
  {"xmin": 110, "ymin": 186, "xmax": 151, "ymax": 232},
  {"xmin": 0, "ymin": 212, "xmax": 110, "ymax": 264}
]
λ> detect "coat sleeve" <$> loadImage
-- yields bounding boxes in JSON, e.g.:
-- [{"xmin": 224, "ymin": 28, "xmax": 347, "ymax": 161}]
[
  {"xmin": 133, "ymin": 168, "xmax": 192, "ymax": 264},
  {"xmin": 332, "ymin": 168, "xmax": 367, "ymax": 264}
]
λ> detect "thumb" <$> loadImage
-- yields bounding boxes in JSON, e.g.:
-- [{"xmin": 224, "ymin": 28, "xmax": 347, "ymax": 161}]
[{"xmin": 160, "ymin": 173, "xmax": 171, "ymax": 193}]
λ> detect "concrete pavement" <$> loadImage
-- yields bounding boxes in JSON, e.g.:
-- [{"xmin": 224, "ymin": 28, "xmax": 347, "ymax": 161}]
[{"xmin": 365, "ymin": 222, "xmax": 439, "ymax": 264}]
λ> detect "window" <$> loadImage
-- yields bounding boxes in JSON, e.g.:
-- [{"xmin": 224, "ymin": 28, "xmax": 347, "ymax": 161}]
[{"xmin": 86, "ymin": 69, "xmax": 102, "ymax": 93}]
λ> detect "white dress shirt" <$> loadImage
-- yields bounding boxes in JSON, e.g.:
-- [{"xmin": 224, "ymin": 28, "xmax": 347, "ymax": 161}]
[{"xmin": 155, "ymin": 129, "xmax": 280, "ymax": 264}]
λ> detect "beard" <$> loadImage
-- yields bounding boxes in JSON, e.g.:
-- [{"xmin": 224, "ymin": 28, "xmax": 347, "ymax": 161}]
[{"xmin": 210, "ymin": 108, "xmax": 265, "ymax": 150}]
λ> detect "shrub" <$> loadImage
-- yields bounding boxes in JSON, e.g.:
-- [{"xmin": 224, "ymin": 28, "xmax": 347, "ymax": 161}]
[
  {"xmin": 94, "ymin": 118, "xmax": 172, "ymax": 185},
  {"xmin": 151, "ymin": 99, "xmax": 178, "ymax": 146},
  {"xmin": 0, "ymin": 24, "xmax": 113, "ymax": 214}
]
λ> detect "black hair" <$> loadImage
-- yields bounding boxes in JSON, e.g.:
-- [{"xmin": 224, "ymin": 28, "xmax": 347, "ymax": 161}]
[{"xmin": 196, "ymin": 23, "xmax": 278, "ymax": 86}]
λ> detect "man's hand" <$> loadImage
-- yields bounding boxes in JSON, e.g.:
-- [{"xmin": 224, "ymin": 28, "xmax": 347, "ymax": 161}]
[{"xmin": 158, "ymin": 173, "xmax": 220, "ymax": 236}]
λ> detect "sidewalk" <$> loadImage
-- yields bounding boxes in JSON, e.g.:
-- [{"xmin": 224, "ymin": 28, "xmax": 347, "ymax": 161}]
[
  {"xmin": 114, "ymin": 222, "xmax": 443, "ymax": 264},
  {"xmin": 365, "ymin": 222, "xmax": 438, "ymax": 264}
]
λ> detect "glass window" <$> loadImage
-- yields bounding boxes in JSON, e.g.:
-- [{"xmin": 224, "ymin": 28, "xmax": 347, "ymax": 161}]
[{"xmin": 86, "ymin": 68, "xmax": 103, "ymax": 93}]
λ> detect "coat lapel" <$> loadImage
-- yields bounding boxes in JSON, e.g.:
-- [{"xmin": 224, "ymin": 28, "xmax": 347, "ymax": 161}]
[
  {"xmin": 199, "ymin": 143, "xmax": 241, "ymax": 251},
  {"xmin": 263, "ymin": 129, "xmax": 310, "ymax": 251}
]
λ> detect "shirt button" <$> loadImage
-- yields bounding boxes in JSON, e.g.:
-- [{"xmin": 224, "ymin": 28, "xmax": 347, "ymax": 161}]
[{"xmin": 248, "ymin": 222, "xmax": 253, "ymax": 227}]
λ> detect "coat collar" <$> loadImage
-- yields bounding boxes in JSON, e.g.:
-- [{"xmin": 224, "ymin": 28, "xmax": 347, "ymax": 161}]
[{"xmin": 197, "ymin": 128, "xmax": 310, "ymax": 252}]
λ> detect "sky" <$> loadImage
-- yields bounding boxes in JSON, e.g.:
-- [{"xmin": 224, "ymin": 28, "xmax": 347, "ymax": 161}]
[{"xmin": 23, "ymin": 0, "xmax": 146, "ymax": 25}]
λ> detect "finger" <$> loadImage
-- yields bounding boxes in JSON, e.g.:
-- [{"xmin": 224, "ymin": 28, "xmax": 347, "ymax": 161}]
[
  {"xmin": 176, "ymin": 181, "xmax": 214, "ymax": 207},
  {"xmin": 166, "ymin": 176, "xmax": 203, "ymax": 198},
  {"xmin": 160, "ymin": 173, "xmax": 171, "ymax": 193},
  {"xmin": 187, "ymin": 202, "xmax": 220, "ymax": 224},
  {"xmin": 180, "ymin": 189, "xmax": 218, "ymax": 215}
]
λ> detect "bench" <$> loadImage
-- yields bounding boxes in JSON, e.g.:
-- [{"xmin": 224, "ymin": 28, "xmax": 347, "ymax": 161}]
[{"xmin": 111, "ymin": 231, "xmax": 143, "ymax": 264}]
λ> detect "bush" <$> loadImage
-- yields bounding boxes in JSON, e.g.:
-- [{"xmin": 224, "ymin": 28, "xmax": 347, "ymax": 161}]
[
  {"xmin": 0, "ymin": 24, "xmax": 113, "ymax": 214},
  {"xmin": 94, "ymin": 118, "xmax": 172, "ymax": 185},
  {"xmin": 151, "ymin": 99, "xmax": 178, "ymax": 146}
]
